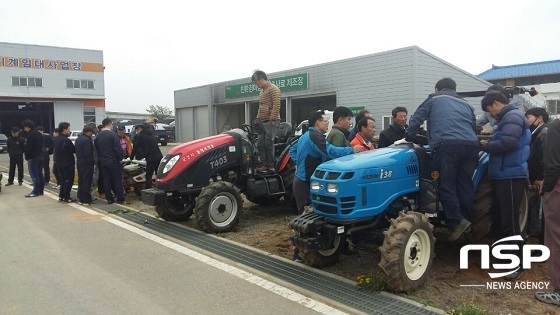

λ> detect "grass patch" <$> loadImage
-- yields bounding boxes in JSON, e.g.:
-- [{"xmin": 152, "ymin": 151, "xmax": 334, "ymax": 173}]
[
  {"xmin": 449, "ymin": 301, "xmax": 491, "ymax": 315},
  {"xmin": 356, "ymin": 270, "xmax": 386, "ymax": 292}
]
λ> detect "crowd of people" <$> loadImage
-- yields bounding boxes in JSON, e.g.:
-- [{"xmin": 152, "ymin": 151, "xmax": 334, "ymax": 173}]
[{"xmin": 4, "ymin": 117, "xmax": 163, "ymax": 206}]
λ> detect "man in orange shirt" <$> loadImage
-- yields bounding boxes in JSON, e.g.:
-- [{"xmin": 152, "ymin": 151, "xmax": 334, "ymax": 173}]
[{"xmin": 350, "ymin": 117, "xmax": 376, "ymax": 151}]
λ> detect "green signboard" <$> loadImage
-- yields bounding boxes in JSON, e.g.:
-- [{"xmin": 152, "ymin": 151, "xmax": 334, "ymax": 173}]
[
  {"xmin": 349, "ymin": 106, "xmax": 365, "ymax": 115},
  {"xmin": 225, "ymin": 73, "xmax": 309, "ymax": 99}
]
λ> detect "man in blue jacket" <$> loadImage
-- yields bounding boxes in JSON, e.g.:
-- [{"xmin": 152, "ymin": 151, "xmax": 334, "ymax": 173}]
[
  {"xmin": 406, "ymin": 78, "xmax": 480, "ymax": 241},
  {"xmin": 480, "ymin": 90, "xmax": 531, "ymax": 281},
  {"xmin": 75, "ymin": 125, "xmax": 96, "ymax": 205}
]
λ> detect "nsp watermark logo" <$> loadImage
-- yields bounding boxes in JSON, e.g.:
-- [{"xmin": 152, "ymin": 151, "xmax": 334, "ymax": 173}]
[{"xmin": 460, "ymin": 235, "xmax": 549, "ymax": 278}]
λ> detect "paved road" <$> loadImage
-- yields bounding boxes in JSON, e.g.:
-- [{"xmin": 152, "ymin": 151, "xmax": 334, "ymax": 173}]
[{"xmin": 0, "ymin": 172, "xmax": 347, "ymax": 314}]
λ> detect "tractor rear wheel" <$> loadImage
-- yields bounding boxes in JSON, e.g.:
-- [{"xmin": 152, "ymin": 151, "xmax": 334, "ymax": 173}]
[
  {"xmin": 301, "ymin": 235, "xmax": 346, "ymax": 268},
  {"xmin": 468, "ymin": 176, "xmax": 530, "ymax": 243},
  {"xmin": 279, "ymin": 159, "xmax": 297, "ymax": 210},
  {"xmin": 156, "ymin": 196, "xmax": 194, "ymax": 222},
  {"xmin": 195, "ymin": 181, "xmax": 243, "ymax": 233},
  {"xmin": 379, "ymin": 211, "xmax": 435, "ymax": 293}
]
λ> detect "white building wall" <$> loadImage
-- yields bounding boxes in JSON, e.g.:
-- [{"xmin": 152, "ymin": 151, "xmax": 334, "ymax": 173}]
[{"xmin": 54, "ymin": 101, "xmax": 84, "ymax": 132}]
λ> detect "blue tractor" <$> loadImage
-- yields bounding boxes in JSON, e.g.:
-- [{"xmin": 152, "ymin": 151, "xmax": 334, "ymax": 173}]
[{"xmin": 290, "ymin": 126, "xmax": 531, "ymax": 293}]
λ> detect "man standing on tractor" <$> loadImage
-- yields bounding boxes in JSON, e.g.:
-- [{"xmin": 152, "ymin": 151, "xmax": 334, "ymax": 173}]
[
  {"xmin": 289, "ymin": 110, "xmax": 363, "ymax": 261},
  {"xmin": 252, "ymin": 70, "xmax": 281, "ymax": 174},
  {"xmin": 405, "ymin": 78, "xmax": 480, "ymax": 242},
  {"xmin": 378, "ymin": 106, "xmax": 408, "ymax": 148},
  {"xmin": 326, "ymin": 106, "xmax": 354, "ymax": 147},
  {"xmin": 350, "ymin": 117, "xmax": 376, "ymax": 151},
  {"xmin": 480, "ymin": 90, "xmax": 530, "ymax": 281}
]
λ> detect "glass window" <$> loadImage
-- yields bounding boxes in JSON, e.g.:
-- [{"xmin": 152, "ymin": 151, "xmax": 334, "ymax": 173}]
[
  {"xmin": 67, "ymin": 79, "xmax": 73, "ymax": 88},
  {"xmin": 35, "ymin": 78, "xmax": 43, "ymax": 87},
  {"xmin": 80, "ymin": 80, "xmax": 88, "ymax": 89},
  {"xmin": 12, "ymin": 77, "xmax": 19, "ymax": 86},
  {"xmin": 28, "ymin": 77, "xmax": 35, "ymax": 87},
  {"xmin": 84, "ymin": 107, "xmax": 96, "ymax": 124},
  {"xmin": 87, "ymin": 80, "xmax": 94, "ymax": 89},
  {"xmin": 19, "ymin": 77, "xmax": 28, "ymax": 87},
  {"xmin": 73, "ymin": 80, "xmax": 80, "ymax": 88}
]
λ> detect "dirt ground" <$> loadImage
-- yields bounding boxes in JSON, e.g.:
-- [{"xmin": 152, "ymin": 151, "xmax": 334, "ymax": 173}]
[{"xmin": 124, "ymin": 191, "xmax": 557, "ymax": 315}]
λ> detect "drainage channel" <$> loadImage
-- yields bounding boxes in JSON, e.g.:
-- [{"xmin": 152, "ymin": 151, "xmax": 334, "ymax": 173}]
[{"xmin": 112, "ymin": 211, "xmax": 440, "ymax": 315}]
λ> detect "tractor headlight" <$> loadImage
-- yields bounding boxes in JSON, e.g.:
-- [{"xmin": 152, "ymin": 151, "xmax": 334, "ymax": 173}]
[
  {"xmin": 310, "ymin": 181, "xmax": 320, "ymax": 191},
  {"xmin": 327, "ymin": 183, "xmax": 338, "ymax": 194},
  {"xmin": 163, "ymin": 154, "xmax": 181, "ymax": 174}
]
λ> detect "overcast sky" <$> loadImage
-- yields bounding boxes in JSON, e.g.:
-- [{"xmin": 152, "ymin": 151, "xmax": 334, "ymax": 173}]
[{"xmin": 1, "ymin": 0, "xmax": 559, "ymax": 113}]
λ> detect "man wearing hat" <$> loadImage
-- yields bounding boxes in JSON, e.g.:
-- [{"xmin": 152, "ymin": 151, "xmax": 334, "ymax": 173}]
[
  {"xmin": 75, "ymin": 125, "xmax": 96, "ymax": 205},
  {"xmin": 6, "ymin": 127, "xmax": 25, "ymax": 186}
]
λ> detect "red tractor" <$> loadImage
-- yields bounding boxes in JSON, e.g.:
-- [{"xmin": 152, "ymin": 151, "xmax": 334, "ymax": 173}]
[{"xmin": 141, "ymin": 123, "xmax": 297, "ymax": 233}]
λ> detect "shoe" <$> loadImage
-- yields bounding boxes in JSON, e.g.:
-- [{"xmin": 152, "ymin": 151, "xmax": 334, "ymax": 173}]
[
  {"xmin": 25, "ymin": 193, "xmax": 38, "ymax": 197},
  {"xmin": 18, "ymin": 181, "xmax": 23, "ymax": 186},
  {"xmin": 504, "ymin": 269, "xmax": 525, "ymax": 281},
  {"xmin": 535, "ymin": 291, "xmax": 560, "ymax": 306},
  {"xmin": 63, "ymin": 198, "xmax": 76, "ymax": 203},
  {"xmin": 5, "ymin": 182, "xmax": 14, "ymax": 186},
  {"xmin": 107, "ymin": 200, "xmax": 114, "ymax": 204},
  {"xmin": 267, "ymin": 165, "xmax": 275, "ymax": 172},
  {"xmin": 117, "ymin": 200, "xmax": 125, "ymax": 205},
  {"xmin": 256, "ymin": 164, "xmax": 268, "ymax": 173},
  {"xmin": 294, "ymin": 257, "xmax": 304, "ymax": 263},
  {"xmin": 448, "ymin": 218, "xmax": 471, "ymax": 241},
  {"xmin": 58, "ymin": 198, "xmax": 64, "ymax": 202},
  {"xmin": 52, "ymin": 185, "xmax": 60, "ymax": 189}
]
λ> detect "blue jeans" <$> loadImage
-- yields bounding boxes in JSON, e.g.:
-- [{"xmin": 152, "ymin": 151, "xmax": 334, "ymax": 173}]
[
  {"xmin": 432, "ymin": 144, "xmax": 480, "ymax": 229},
  {"xmin": 27, "ymin": 158, "xmax": 45, "ymax": 195}
]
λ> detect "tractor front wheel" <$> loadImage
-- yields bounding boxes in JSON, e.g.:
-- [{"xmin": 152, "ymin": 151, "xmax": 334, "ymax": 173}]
[
  {"xmin": 379, "ymin": 211, "xmax": 435, "ymax": 293},
  {"xmin": 156, "ymin": 196, "xmax": 194, "ymax": 222},
  {"xmin": 300, "ymin": 235, "xmax": 346, "ymax": 268},
  {"xmin": 195, "ymin": 181, "xmax": 243, "ymax": 233}
]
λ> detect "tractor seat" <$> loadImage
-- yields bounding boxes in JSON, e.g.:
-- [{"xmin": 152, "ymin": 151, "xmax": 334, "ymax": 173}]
[{"xmin": 275, "ymin": 122, "xmax": 292, "ymax": 144}]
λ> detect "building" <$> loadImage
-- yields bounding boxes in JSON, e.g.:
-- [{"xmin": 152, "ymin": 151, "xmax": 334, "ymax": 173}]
[
  {"xmin": 174, "ymin": 46, "xmax": 491, "ymax": 142},
  {"xmin": 478, "ymin": 59, "xmax": 560, "ymax": 115},
  {"xmin": 0, "ymin": 42, "xmax": 105, "ymax": 134}
]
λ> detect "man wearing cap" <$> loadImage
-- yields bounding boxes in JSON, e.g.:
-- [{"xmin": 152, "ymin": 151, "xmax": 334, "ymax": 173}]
[
  {"xmin": 6, "ymin": 127, "xmax": 25, "ymax": 186},
  {"xmin": 54, "ymin": 122, "xmax": 76, "ymax": 203},
  {"xmin": 117, "ymin": 126, "xmax": 132, "ymax": 158},
  {"xmin": 75, "ymin": 125, "xmax": 96, "ymax": 205}
]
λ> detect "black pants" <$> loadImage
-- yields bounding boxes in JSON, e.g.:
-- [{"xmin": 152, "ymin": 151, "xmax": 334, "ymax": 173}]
[
  {"xmin": 100, "ymin": 162, "xmax": 124, "ymax": 202},
  {"xmin": 57, "ymin": 165, "xmax": 75, "ymax": 200},
  {"xmin": 293, "ymin": 177, "xmax": 311, "ymax": 214},
  {"xmin": 97, "ymin": 163, "xmax": 105, "ymax": 194},
  {"xmin": 43, "ymin": 152, "xmax": 51, "ymax": 184},
  {"xmin": 491, "ymin": 178, "xmax": 526, "ymax": 265},
  {"xmin": 8, "ymin": 155, "xmax": 23, "ymax": 183},
  {"xmin": 52, "ymin": 162, "xmax": 61, "ymax": 185},
  {"xmin": 144, "ymin": 160, "xmax": 159, "ymax": 189},
  {"xmin": 77, "ymin": 162, "xmax": 94, "ymax": 203}
]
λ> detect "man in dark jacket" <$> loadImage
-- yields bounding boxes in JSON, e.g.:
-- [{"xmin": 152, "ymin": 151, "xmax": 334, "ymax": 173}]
[
  {"xmin": 94, "ymin": 118, "xmax": 125, "ymax": 204},
  {"xmin": 54, "ymin": 122, "xmax": 76, "ymax": 202},
  {"xmin": 6, "ymin": 127, "xmax": 25, "ymax": 186},
  {"xmin": 51, "ymin": 128, "xmax": 61, "ymax": 188},
  {"xmin": 75, "ymin": 125, "xmax": 96, "ymax": 205},
  {"xmin": 378, "ymin": 107, "xmax": 408, "ymax": 148},
  {"xmin": 131, "ymin": 124, "xmax": 163, "ymax": 189},
  {"xmin": 525, "ymin": 107, "xmax": 549, "ymax": 192},
  {"xmin": 406, "ymin": 78, "xmax": 480, "ymax": 241},
  {"xmin": 480, "ymin": 90, "xmax": 531, "ymax": 281},
  {"xmin": 37, "ymin": 126, "xmax": 54, "ymax": 185},
  {"xmin": 22, "ymin": 119, "xmax": 44, "ymax": 197}
]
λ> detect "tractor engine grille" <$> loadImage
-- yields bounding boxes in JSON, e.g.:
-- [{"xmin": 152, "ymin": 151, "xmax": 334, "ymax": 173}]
[{"xmin": 312, "ymin": 194, "xmax": 356, "ymax": 215}]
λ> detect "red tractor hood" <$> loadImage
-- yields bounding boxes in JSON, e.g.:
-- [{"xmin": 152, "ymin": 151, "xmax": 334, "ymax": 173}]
[{"xmin": 157, "ymin": 133, "xmax": 235, "ymax": 183}]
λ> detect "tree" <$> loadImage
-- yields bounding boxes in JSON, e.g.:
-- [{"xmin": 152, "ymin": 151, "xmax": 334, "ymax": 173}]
[{"xmin": 146, "ymin": 105, "xmax": 173, "ymax": 120}]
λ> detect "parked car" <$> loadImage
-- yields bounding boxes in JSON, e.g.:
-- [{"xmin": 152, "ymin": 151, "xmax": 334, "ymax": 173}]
[
  {"xmin": 68, "ymin": 131, "xmax": 81, "ymax": 143},
  {"xmin": 0, "ymin": 134, "xmax": 8, "ymax": 153}
]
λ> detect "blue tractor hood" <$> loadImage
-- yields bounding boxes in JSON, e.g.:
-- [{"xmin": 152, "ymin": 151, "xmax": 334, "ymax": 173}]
[{"xmin": 318, "ymin": 147, "xmax": 411, "ymax": 171}]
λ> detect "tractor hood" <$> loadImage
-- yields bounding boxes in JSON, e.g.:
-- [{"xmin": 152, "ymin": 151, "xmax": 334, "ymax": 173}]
[{"xmin": 317, "ymin": 147, "xmax": 415, "ymax": 171}]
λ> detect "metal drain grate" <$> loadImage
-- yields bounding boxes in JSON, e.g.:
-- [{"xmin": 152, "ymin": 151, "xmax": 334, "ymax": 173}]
[{"xmin": 115, "ymin": 212, "xmax": 440, "ymax": 315}]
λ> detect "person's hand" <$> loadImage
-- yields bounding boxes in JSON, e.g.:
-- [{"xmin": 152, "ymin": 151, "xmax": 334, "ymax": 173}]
[
  {"xmin": 480, "ymin": 139, "xmax": 488, "ymax": 150},
  {"xmin": 533, "ymin": 180, "xmax": 543, "ymax": 193},
  {"xmin": 480, "ymin": 129, "xmax": 493, "ymax": 135},
  {"xmin": 353, "ymin": 146, "xmax": 363, "ymax": 153}
]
